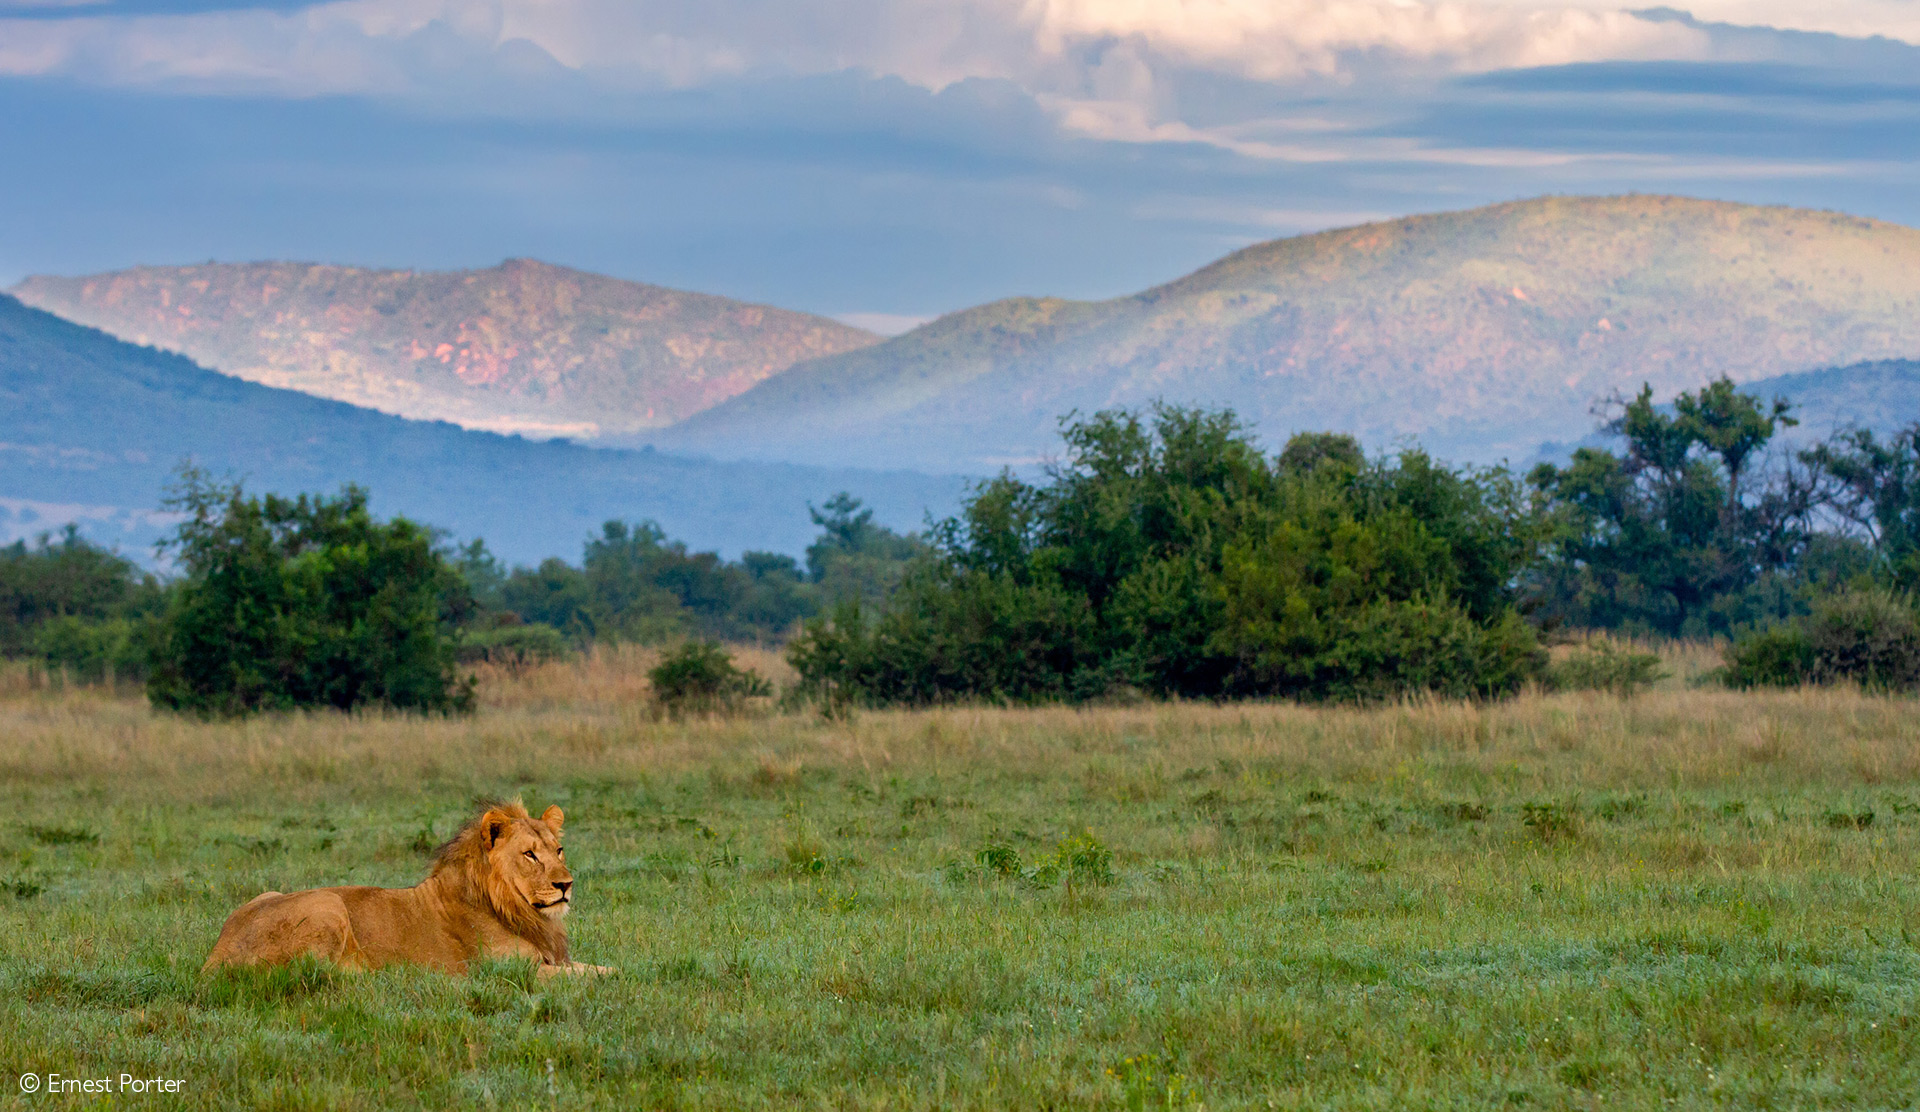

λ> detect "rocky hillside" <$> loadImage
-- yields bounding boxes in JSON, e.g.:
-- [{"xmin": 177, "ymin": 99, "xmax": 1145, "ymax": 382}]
[
  {"xmin": 9, "ymin": 259, "xmax": 879, "ymax": 441},
  {"xmin": 658, "ymin": 195, "xmax": 1920, "ymax": 471},
  {"xmin": 0, "ymin": 295, "xmax": 957, "ymax": 563}
]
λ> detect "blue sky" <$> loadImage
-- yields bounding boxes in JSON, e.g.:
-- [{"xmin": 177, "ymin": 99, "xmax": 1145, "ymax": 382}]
[{"xmin": 3, "ymin": 0, "xmax": 1918, "ymax": 329}]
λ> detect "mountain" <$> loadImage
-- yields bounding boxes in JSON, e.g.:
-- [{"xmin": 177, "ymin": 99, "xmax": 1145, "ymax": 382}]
[
  {"xmin": 0, "ymin": 295, "xmax": 959, "ymax": 564},
  {"xmin": 8, "ymin": 259, "xmax": 880, "ymax": 441},
  {"xmin": 1741, "ymin": 359, "xmax": 1920, "ymax": 440},
  {"xmin": 1537, "ymin": 357, "xmax": 1920, "ymax": 463},
  {"xmin": 656, "ymin": 195, "xmax": 1920, "ymax": 471}
]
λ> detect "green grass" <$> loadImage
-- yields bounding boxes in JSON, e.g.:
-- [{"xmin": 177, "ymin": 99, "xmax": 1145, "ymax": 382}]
[{"xmin": 1, "ymin": 674, "xmax": 1917, "ymax": 1108}]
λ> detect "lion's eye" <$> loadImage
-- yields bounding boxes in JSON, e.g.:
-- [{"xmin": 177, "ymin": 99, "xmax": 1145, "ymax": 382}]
[{"xmin": 523, "ymin": 850, "xmax": 539, "ymax": 861}]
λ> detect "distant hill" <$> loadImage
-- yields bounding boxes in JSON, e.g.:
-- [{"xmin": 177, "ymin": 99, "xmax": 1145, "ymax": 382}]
[
  {"xmin": 9, "ymin": 259, "xmax": 880, "ymax": 441},
  {"xmin": 1742, "ymin": 359, "xmax": 1920, "ymax": 439},
  {"xmin": 0, "ymin": 295, "xmax": 959, "ymax": 564},
  {"xmin": 1536, "ymin": 358, "xmax": 1920, "ymax": 462},
  {"xmin": 657, "ymin": 195, "xmax": 1920, "ymax": 471}
]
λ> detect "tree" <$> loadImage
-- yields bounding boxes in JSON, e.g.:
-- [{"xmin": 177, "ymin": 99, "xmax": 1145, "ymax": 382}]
[
  {"xmin": 804, "ymin": 493, "xmax": 925, "ymax": 607},
  {"xmin": 789, "ymin": 407, "xmax": 1545, "ymax": 706},
  {"xmin": 0, "ymin": 526, "xmax": 160, "ymax": 658},
  {"xmin": 1528, "ymin": 378, "xmax": 1816, "ymax": 637},
  {"xmin": 146, "ymin": 472, "xmax": 473, "ymax": 715},
  {"xmin": 1803, "ymin": 424, "xmax": 1920, "ymax": 588}
]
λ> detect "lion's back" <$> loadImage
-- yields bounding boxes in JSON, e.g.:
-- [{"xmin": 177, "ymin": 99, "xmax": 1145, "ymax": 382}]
[{"xmin": 202, "ymin": 888, "xmax": 364, "ymax": 970}]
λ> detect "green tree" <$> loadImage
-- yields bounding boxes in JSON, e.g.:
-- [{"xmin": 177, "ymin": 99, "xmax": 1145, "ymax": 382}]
[
  {"xmin": 1528, "ymin": 378, "xmax": 1815, "ymax": 637},
  {"xmin": 1803, "ymin": 424, "xmax": 1920, "ymax": 588},
  {"xmin": 146, "ymin": 472, "xmax": 474, "ymax": 716},
  {"xmin": 805, "ymin": 493, "xmax": 925, "ymax": 607},
  {"xmin": 0, "ymin": 525, "xmax": 161, "ymax": 659},
  {"xmin": 790, "ymin": 407, "xmax": 1545, "ymax": 706}
]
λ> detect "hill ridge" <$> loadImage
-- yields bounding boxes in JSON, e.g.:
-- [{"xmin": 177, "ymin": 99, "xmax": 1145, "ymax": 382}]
[
  {"xmin": 0, "ymin": 293, "xmax": 958, "ymax": 563},
  {"xmin": 659, "ymin": 194, "xmax": 1920, "ymax": 471},
  {"xmin": 9, "ymin": 258, "xmax": 880, "ymax": 441}
]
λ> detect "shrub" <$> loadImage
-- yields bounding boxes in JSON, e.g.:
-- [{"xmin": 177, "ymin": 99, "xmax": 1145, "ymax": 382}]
[
  {"xmin": 648, "ymin": 641, "xmax": 771, "ymax": 714},
  {"xmin": 1547, "ymin": 641, "xmax": 1667, "ymax": 697},
  {"xmin": 1521, "ymin": 801, "xmax": 1581, "ymax": 842},
  {"xmin": 33, "ymin": 615, "xmax": 153, "ymax": 684},
  {"xmin": 1723, "ymin": 588, "xmax": 1920, "ymax": 691},
  {"xmin": 145, "ymin": 474, "xmax": 474, "ymax": 716},
  {"xmin": 789, "ymin": 408, "xmax": 1546, "ymax": 707},
  {"xmin": 456, "ymin": 622, "xmax": 571, "ymax": 672},
  {"xmin": 1721, "ymin": 626, "xmax": 1817, "ymax": 689}
]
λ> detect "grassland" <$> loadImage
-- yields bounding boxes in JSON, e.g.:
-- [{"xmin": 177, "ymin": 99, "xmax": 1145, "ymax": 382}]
[{"xmin": 1, "ymin": 646, "xmax": 1917, "ymax": 1109}]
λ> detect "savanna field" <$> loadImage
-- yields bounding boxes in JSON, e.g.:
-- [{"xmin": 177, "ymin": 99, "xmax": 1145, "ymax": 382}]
[{"xmin": 1, "ymin": 646, "xmax": 1917, "ymax": 1110}]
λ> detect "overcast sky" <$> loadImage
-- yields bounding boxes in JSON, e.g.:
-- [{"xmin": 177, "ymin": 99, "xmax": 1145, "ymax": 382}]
[{"xmin": 3, "ymin": 0, "xmax": 1917, "ymax": 327}]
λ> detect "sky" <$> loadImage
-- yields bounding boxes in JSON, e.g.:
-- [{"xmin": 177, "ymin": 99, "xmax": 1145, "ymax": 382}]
[{"xmin": 2, "ymin": 0, "xmax": 1918, "ymax": 328}]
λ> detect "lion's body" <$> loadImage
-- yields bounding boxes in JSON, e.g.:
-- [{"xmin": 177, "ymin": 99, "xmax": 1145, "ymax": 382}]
[{"xmin": 204, "ymin": 802, "xmax": 608, "ymax": 977}]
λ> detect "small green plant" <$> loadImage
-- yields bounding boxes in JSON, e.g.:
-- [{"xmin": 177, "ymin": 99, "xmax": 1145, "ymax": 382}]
[
  {"xmin": 976, "ymin": 841, "xmax": 1023, "ymax": 877},
  {"xmin": 1548, "ymin": 641, "xmax": 1667, "ymax": 697},
  {"xmin": 1824, "ymin": 809, "xmax": 1875, "ymax": 830},
  {"xmin": 782, "ymin": 823, "xmax": 828, "ymax": 875},
  {"xmin": 1521, "ymin": 801, "xmax": 1581, "ymax": 842},
  {"xmin": 1108, "ymin": 1052, "xmax": 1204, "ymax": 1112},
  {"xmin": 25, "ymin": 823, "xmax": 98, "ymax": 846},
  {"xmin": 1051, "ymin": 829, "xmax": 1116, "ymax": 889},
  {"xmin": 3, "ymin": 875, "xmax": 45, "ymax": 900},
  {"xmin": 649, "ymin": 641, "xmax": 772, "ymax": 715}
]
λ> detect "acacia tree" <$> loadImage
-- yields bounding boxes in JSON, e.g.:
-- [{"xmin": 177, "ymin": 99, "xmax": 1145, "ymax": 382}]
[
  {"xmin": 1528, "ymin": 378, "xmax": 1817, "ymax": 636},
  {"xmin": 1803, "ymin": 424, "xmax": 1920, "ymax": 588},
  {"xmin": 146, "ymin": 471, "xmax": 473, "ymax": 716}
]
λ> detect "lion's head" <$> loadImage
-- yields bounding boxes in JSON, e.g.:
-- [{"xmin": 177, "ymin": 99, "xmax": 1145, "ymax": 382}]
[{"xmin": 431, "ymin": 800, "xmax": 572, "ymax": 964}]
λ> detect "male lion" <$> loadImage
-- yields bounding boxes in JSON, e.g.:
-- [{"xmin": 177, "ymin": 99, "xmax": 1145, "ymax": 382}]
[{"xmin": 204, "ymin": 800, "xmax": 610, "ymax": 977}]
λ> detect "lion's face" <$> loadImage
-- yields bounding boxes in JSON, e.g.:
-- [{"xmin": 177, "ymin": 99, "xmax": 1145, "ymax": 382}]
[{"xmin": 488, "ymin": 805, "xmax": 573, "ymax": 919}]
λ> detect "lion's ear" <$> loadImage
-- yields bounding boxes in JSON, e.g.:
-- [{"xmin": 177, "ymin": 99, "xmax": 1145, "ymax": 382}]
[
  {"xmin": 542, "ymin": 805, "xmax": 564, "ymax": 833},
  {"xmin": 482, "ymin": 808, "xmax": 515, "ymax": 847}
]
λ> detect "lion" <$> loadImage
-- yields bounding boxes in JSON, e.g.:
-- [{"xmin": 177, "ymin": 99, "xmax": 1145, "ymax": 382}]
[{"xmin": 203, "ymin": 800, "xmax": 610, "ymax": 978}]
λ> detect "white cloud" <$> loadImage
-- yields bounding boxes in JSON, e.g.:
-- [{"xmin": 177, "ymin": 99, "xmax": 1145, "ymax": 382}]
[
  {"xmin": 835, "ymin": 310, "xmax": 935, "ymax": 335},
  {"xmin": 0, "ymin": 0, "xmax": 1754, "ymax": 96},
  {"xmin": 0, "ymin": 0, "xmax": 1913, "ymax": 170}
]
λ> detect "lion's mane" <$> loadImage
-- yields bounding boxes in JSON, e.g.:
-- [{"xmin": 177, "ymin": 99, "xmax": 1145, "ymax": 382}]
[{"xmin": 431, "ymin": 800, "xmax": 569, "ymax": 965}]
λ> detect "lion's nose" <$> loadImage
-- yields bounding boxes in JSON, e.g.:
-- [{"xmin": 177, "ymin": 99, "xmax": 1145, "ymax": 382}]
[{"xmin": 555, "ymin": 879, "xmax": 572, "ymax": 896}]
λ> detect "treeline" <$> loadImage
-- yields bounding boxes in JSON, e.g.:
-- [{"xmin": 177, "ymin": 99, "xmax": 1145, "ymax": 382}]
[
  {"xmin": 6, "ymin": 377, "xmax": 1920, "ymax": 713},
  {"xmin": 791, "ymin": 383, "xmax": 1920, "ymax": 705},
  {"xmin": 1, "ymin": 476, "xmax": 919, "ymax": 712},
  {"xmin": 1, "ymin": 526, "xmax": 164, "ymax": 684},
  {"xmin": 454, "ymin": 493, "xmax": 920, "ymax": 648}
]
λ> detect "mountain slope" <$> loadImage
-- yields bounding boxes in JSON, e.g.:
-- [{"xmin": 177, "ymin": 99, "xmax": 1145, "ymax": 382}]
[
  {"xmin": 9, "ymin": 259, "xmax": 880, "ymax": 441},
  {"xmin": 659, "ymin": 195, "xmax": 1920, "ymax": 470},
  {"xmin": 1740, "ymin": 359, "xmax": 1920, "ymax": 440},
  {"xmin": 0, "ymin": 295, "xmax": 957, "ymax": 563},
  {"xmin": 1537, "ymin": 358, "xmax": 1920, "ymax": 463}
]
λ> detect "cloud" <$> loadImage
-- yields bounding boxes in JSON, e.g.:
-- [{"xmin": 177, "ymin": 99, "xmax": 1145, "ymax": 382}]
[
  {"xmin": 835, "ymin": 311, "xmax": 935, "ymax": 335},
  {"xmin": 2, "ymin": 0, "xmax": 1919, "ymax": 319},
  {"xmin": 0, "ymin": 0, "xmax": 1722, "ymax": 97}
]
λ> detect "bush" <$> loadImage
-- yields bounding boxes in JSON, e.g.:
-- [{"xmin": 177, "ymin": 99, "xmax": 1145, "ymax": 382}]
[
  {"xmin": 1547, "ymin": 641, "xmax": 1667, "ymax": 697},
  {"xmin": 1721, "ymin": 626, "xmax": 1818, "ymax": 689},
  {"xmin": 1723, "ymin": 588, "xmax": 1920, "ymax": 691},
  {"xmin": 648, "ymin": 641, "xmax": 771, "ymax": 714},
  {"xmin": 456, "ymin": 622, "xmax": 571, "ymax": 672},
  {"xmin": 790, "ymin": 408, "xmax": 1547, "ymax": 707},
  {"xmin": 33, "ymin": 615, "xmax": 153, "ymax": 684},
  {"xmin": 145, "ymin": 475, "xmax": 474, "ymax": 716}
]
